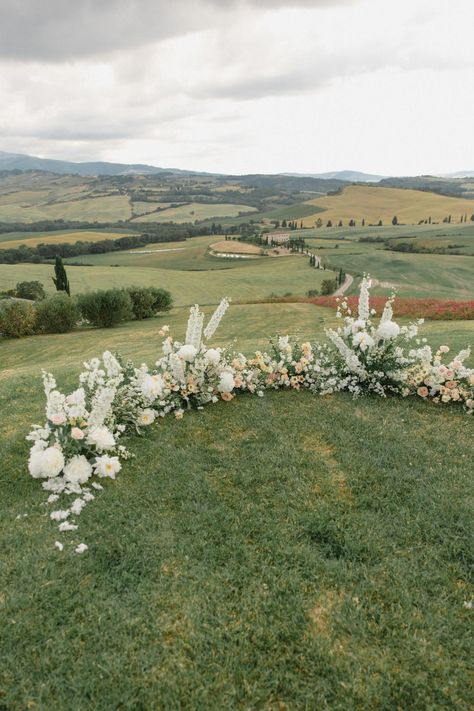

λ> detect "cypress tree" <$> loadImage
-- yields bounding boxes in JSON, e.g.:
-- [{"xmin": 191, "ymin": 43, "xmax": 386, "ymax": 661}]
[{"xmin": 52, "ymin": 256, "xmax": 70, "ymax": 295}]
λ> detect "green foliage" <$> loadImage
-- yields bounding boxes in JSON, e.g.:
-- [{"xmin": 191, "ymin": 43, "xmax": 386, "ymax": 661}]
[
  {"xmin": 392, "ymin": 215, "xmax": 398, "ymax": 225},
  {"xmin": 126, "ymin": 287, "xmax": 157, "ymax": 320},
  {"xmin": 78, "ymin": 288, "xmax": 133, "ymax": 328},
  {"xmin": 0, "ymin": 300, "xmax": 37, "ymax": 338},
  {"xmin": 126, "ymin": 287, "xmax": 173, "ymax": 320},
  {"xmin": 15, "ymin": 280, "xmax": 46, "ymax": 301},
  {"xmin": 148, "ymin": 287, "xmax": 173, "ymax": 312},
  {"xmin": 35, "ymin": 293, "xmax": 80, "ymax": 334},
  {"xmin": 52, "ymin": 256, "xmax": 70, "ymax": 295},
  {"xmin": 321, "ymin": 278, "xmax": 338, "ymax": 295}
]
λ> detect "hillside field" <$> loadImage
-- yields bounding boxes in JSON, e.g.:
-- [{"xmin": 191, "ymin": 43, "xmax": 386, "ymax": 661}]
[
  {"xmin": 132, "ymin": 201, "xmax": 258, "ymax": 223},
  {"xmin": 296, "ymin": 185, "xmax": 474, "ymax": 226},
  {"xmin": 0, "ymin": 229, "xmax": 138, "ymax": 250},
  {"xmin": 0, "ymin": 254, "xmax": 334, "ymax": 306}
]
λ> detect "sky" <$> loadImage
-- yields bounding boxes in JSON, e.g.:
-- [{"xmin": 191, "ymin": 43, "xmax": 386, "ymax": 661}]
[{"xmin": 0, "ymin": 0, "xmax": 473, "ymax": 175}]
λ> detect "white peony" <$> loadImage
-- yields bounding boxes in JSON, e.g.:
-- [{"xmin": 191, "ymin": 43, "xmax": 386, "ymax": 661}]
[
  {"xmin": 278, "ymin": 336, "xmax": 289, "ymax": 350},
  {"xmin": 204, "ymin": 348, "xmax": 221, "ymax": 366},
  {"xmin": 28, "ymin": 446, "xmax": 65, "ymax": 479},
  {"xmin": 63, "ymin": 455, "xmax": 93, "ymax": 485},
  {"xmin": 218, "ymin": 370, "xmax": 235, "ymax": 393},
  {"xmin": 86, "ymin": 426, "xmax": 115, "ymax": 452},
  {"xmin": 141, "ymin": 373, "xmax": 165, "ymax": 400},
  {"xmin": 138, "ymin": 408, "xmax": 155, "ymax": 426},
  {"xmin": 352, "ymin": 331, "xmax": 375, "ymax": 351},
  {"xmin": 377, "ymin": 320, "xmax": 400, "ymax": 340},
  {"xmin": 94, "ymin": 455, "xmax": 122, "ymax": 479},
  {"xmin": 177, "ymin": 344, "xmax": 198, "ymax": 362}
]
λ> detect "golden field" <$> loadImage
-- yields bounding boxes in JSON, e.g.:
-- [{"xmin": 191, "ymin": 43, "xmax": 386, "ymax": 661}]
[{"xmin": 299, "ymin": 185, "xmax": 474, "ymax": 226}]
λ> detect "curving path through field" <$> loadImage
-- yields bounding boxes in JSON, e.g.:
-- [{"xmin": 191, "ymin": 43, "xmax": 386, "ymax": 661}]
[{"xmin": 334, "ymin": 272, "xmax": 354, "ymax": 296}]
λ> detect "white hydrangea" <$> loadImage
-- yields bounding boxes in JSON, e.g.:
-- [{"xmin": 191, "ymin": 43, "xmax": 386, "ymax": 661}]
[
  {"xmin": 141, "ymin": 373, "xmax": 165, "ymax": 400},
  {"xmin": 218, "ymin": 370, "xmax": 235, "ymax": 393},
  {"xmin": 177, "ymin": 344, "xmax": 198, "ymax": 362},
  {"xmin": 377, "ymin": 320, "xmax": 400, "ymax": 340},
  {"xmin": 204, "ymin": 348, "xmax": 221, "ymax": 366}
]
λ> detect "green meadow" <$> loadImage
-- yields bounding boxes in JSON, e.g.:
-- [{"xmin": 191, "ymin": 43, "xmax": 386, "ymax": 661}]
[
  {"xmin": 301, "ymin": 224, "xmax": 474, "ymax": 299},
  {"xmin": 1, "ymin": 303, "xmax": 473, "ymax": 710},
  {"xmin": 0, "ymin": 240, "xmax": 336, "ymax": 305}
]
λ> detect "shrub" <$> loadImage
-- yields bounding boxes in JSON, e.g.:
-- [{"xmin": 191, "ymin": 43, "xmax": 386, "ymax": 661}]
[
  {"xmin": 126, "ymin": 287, "xmax": 159, "ymax": 320},
  {"xmin": 78, "ymin": 289, "xmax": 133, "ymax": 328},
  {"xmin": 148, "ymin": 287, "xmax": 173, "ymax": 312},
  {"xmin": 0, "ymin": 301, "xmax": 37, "ymax": 338},
  {"xmin": 321, "ymin": 279, "xmax": 338, "ymax": 295},
  {"xmin": 15, "ymin": 280, "xmax": 46, "ymax": 301},
  {"xmin": 35, "ymin": 293, "xmax": 80, "ymax": 334}
]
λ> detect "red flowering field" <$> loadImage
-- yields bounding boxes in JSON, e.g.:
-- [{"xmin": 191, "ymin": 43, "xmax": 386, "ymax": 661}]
[{"xmin": 309, "ymin": 296, "xmax": 474, "ymax": 320}]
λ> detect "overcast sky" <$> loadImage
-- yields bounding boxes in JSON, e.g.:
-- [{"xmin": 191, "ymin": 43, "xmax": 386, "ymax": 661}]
[{"xmin": 0, "ymin": 0, "xmax": 473, "ymax": 175}]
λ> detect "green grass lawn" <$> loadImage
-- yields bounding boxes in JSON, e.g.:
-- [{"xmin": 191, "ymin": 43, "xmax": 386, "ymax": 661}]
[{"xmin": 1, "ymin": 378, "xmax": 473, "ymax": 709}]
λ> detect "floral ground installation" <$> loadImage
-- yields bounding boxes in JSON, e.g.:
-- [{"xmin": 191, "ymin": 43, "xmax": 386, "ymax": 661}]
[{"xmin": 26, "ymin": 278, "xmax": 474, "ymax": 552}]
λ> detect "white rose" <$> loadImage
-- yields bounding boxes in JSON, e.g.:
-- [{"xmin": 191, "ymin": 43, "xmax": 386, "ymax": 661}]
[
  {"xmin": 204, "ymin": 348, "xmax": 221, "ymax": 366},
  {"xmin": 28, "ymin": 446, "xmax": 65, "ymax": 479},
  {"xmin": 86, "ymin": 426, "xmax": 115, "ymax": 452},
  {"xmin": 63, "ymin": 455, "xmax": 93, "ymax": 485},
  {"xmin": 218, "ymin": 371, "xmax": 235, "ymax": 393},
  {"xmin": 278, "ymin": 336, "xmax": 289, "ymax": 350},
  {"xmin": 377, "ymin": 321, "xmax": 400, "ymax": 340},
  {"xmin": 138, "ymin": 408, "xmax": 155, "ymax": 426},
  {"xmin": 141, "ymin": 374, "xmax": 165, "ymax": 400},
  {"xmin": 94, "ymin": 455, "xmax": 122, "ymax": 479},
  {"xmin": 177, "ymin": 345, "xmax": 198, "ymax": 362}
]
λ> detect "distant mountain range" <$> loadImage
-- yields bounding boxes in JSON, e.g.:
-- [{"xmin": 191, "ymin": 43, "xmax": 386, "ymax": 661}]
[
  {"xmin": 0, "ymin": 150, "xmax": 473, "ymax": 182},
  {"xmin": 0, "ymin": 150, "xmax": 190, "ymax": 177}
]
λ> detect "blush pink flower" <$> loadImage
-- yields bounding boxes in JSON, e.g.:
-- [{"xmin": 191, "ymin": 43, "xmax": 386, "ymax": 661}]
[
  {"xmin": 50, "ymin": 413, "xmax": 66, "ymax": 425},
  {"xmin": 70, "ymin": 427, "xmax": 85, "ymax": 440},
  {"xmin": 417, "ymin": 386, "xmax": 429, "ymax": 398}
]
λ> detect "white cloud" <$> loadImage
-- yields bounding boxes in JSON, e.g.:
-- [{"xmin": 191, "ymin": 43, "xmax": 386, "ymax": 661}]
[{"xmin": 0, "ymin": 0, "xmax": 473, "ymax": 173}]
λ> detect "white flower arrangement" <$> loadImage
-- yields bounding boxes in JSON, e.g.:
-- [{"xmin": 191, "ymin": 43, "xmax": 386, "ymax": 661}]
[{"xmin": 25, "ymin": 289, "xmax": 473, "ymax": 552}]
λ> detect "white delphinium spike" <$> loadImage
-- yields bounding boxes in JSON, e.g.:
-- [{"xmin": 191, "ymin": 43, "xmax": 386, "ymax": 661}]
[
  {"xmin": 204, "ymin": 298, "xmax": 230, "ymax": 341},
  {"xmin": 170, "ymin": 353, "xmax": 186, "ymax": 384},
  {"xmin": 185, "ymin": 305, "xmax": 204, "ymax": 349},
  {"xmin": 358, "ymin": 276, "xmax": 371, "ymax": 321},
  {"xmin": 88, "ymin": 387, "xmax": 116, "ymax": 429},
  {"xmin": 380, "ymin": 298, "xmax": 394, "ymax": 324},
  {"xmin": 452, "ymin": 348, "xmax": 471, "ymax": 364},
  {"xmin": 326, "ymin": 329, "xmax": 365, "ymax": 376},
  {"xmin": 42, "ymin": 371, "xmax": 57, "ymax": 396}
]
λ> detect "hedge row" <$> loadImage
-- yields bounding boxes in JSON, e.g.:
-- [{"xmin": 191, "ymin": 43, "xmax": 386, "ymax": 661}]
[{"xmin": 0, "ymin": 287, "xmax": 172, "ymax": 338}]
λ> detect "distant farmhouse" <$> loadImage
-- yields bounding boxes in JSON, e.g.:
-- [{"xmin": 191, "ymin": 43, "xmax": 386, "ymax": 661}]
[{"xmin": 265, "ymin": 232, "xmax": 291, "ymax": 243}]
